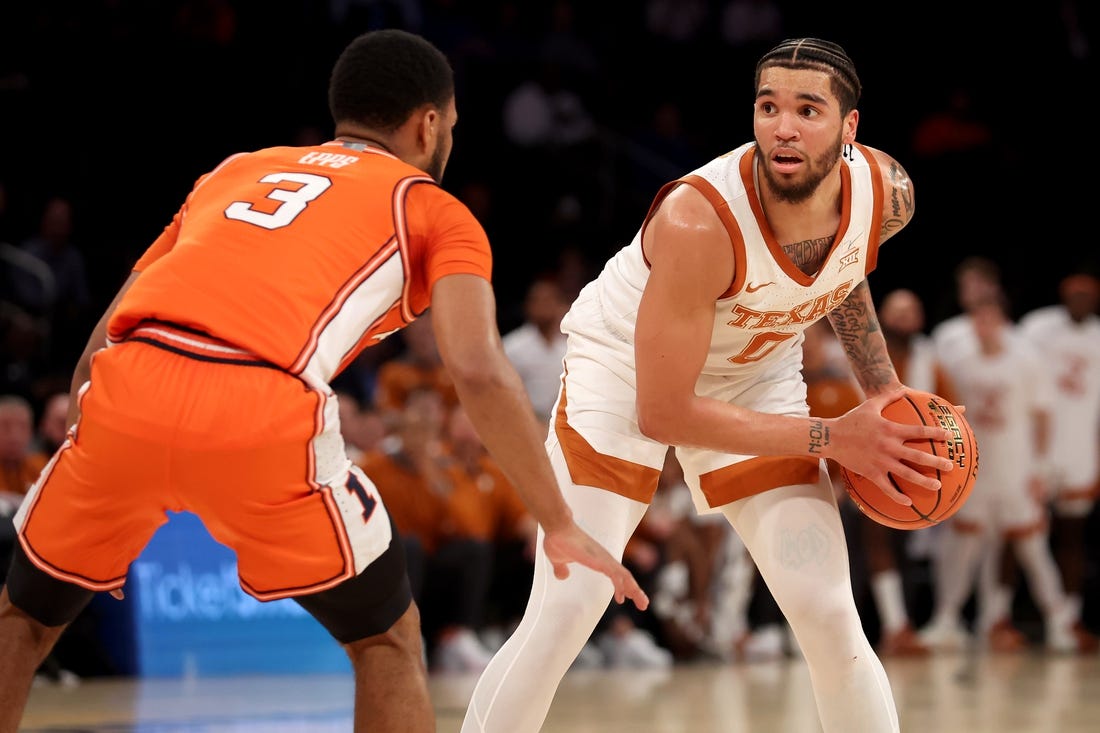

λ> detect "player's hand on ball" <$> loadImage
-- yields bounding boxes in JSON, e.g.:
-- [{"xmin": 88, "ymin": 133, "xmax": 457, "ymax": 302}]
[
  {"xmin": 836, "ymin": 389, "xmax": 979, "ymax": 530},
  {"xmin": 830, "ymin": 388, "xmax": 956, "ymax": 504}
]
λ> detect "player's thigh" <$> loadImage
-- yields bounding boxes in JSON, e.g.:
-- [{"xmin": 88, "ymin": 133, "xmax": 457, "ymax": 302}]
[
  {"xmin": 13, "ymin": 362, "xmax": 174, "ymax": 590},
  {"xmin": 179, "ymin": 372, "xmax": 396, "ymax": 602}
]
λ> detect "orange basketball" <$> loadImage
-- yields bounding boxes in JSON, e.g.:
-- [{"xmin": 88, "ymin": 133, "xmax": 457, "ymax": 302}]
[{"xmin": 840, "ymin": 390, "xmax": 978, "ymax": 530}]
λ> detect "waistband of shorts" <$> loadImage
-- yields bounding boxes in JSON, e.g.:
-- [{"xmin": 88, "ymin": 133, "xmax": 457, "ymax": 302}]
[{"xmin": 124, "ymin": 320, "xmax": 279, "ymax": 369}]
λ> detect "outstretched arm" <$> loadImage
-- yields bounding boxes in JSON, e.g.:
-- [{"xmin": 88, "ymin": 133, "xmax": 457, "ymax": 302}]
[{"xmin": 430, "ymin": 273, "xmax": 648, "ymax": 610}]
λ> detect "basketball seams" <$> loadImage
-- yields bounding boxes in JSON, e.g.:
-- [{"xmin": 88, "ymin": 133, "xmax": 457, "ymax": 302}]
[
  {"xmin": 841, "ymin": 390, "xmax": 977, "ymax": 530},
  {"xmin": 843, "ymin": 470, "xmax": 928, "ymax": 528}
]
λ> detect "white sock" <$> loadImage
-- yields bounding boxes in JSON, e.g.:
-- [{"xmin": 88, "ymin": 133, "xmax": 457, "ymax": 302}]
[
  {"xmin": 871, "ymin": 570, "xmax": 908, "ymax": 634},
  {"xmin": 1065, "ymin": 594, "xmax": 1082, "ymax": 625},
  {"xmin": 1013, "ymin": 534, "xmax": 1068, "ymax": 618}
]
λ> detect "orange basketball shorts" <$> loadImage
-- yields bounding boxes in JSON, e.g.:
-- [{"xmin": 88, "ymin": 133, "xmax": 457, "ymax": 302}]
[{"xmin": 14, "ymin": 322, "xmax": 394, "ymax": 601}]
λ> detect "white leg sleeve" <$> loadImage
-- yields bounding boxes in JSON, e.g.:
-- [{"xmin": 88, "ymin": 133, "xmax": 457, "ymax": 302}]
[
  {"xmin": 721, "ymin": 470, "xmax": 899, "ymax": 733},
  {"xmin": 1013, "ymin": 532, "xmax": 1067, "ymax": 617},
  {"xmin": 930, "ymin": 526, "xmax": 986, "ymax": 627},
  {"xmin": 461, "ymin": 444, "xmax": 648, "ymax": 733}
]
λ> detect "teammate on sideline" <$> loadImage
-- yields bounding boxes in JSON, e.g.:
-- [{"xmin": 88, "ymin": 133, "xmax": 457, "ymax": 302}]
[
  {"xmin": 462, "ymin": 38, "xmax": 956, "ymax": 733},
  {"xmin": 1018, "ymin": 269, "xmax": 1100, "ymax": 651},
  {"xmin": 0, "ymin": 29, "xmax": 646, "ymax": 733}
]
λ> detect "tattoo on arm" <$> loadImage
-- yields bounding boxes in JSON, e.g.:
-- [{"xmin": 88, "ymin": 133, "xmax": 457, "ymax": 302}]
[
  {"xmin": 881, "ymin": 160, "xmax": 914, "ymax": 239},
  {"xmin": 808, "ymin": 419, "xmax": 828, "ymax": 454},
  {"xmin": 827, "ymin": 281, "xmax": 897, "ymax": 393}
]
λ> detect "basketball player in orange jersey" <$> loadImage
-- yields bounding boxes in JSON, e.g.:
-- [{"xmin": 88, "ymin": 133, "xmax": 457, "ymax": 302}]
[
  {"xmin": 462, "ymin": 39, "xmax": 958, "ymax": 733},
  {"xmin": 0, "ymin": 29, "xmax": 646, "ymax": 733}
]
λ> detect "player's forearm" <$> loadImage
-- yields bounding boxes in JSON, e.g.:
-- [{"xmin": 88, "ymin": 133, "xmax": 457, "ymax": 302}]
[
  {"xmin": 638, "ymin": 394, "xmax": 836, "ymax": 460},
  {"xmin": 450, "ymin": 366, "xmax": 573, "ymax": 533},
  {"xmin": 827, "ymin": 284, "xmax": 901, "ymax": 396}
]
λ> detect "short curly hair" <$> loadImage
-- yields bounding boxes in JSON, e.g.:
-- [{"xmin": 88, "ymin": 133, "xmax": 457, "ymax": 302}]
[
  {"xmin": 328, "ymin": 29, "xmax": 454, "ymax": 133},
  {"xmin": 755, "ymin": 38, "xmax": 861, "ymax": 115}
]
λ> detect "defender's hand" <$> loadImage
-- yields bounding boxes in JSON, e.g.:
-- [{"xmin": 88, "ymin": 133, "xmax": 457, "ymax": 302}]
[{"xmin": 542, "ymin": 523, "xmax": 650, "ymax": 611}]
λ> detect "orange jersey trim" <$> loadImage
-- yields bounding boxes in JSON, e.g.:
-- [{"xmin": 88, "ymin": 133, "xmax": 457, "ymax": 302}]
[
  {"xmin": 554, "ymin": 382, "xmax": 661, "ymax": 504},
  {"xmin": 699, "ymin": 455, "xmax": 822, "ymax": 506}
]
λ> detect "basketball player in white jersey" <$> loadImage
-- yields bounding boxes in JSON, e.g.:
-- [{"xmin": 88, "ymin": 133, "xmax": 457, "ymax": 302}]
[
  {"xmin": 865, "ymin": 288, "xmax": 960, "ymax": 656},
  {"xmin": 920, "ymin": 296, "xmax": 1079, "ymax": 653},
  {"xmin": 1018, "ymin": 270, "xmax": 1100, "ymax": 650},
  {"xmin": 461, "ymin": 39, "xmax": 958, "ymax": 733},
  {"xmin": 930, "ymin": 255, "xmax": 1006, "ymax": 357}
]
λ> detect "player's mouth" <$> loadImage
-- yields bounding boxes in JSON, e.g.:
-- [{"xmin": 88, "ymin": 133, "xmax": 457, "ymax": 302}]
[{"xmin": 771, "ymin": 149, "xmax": 803, "ymax": 174}]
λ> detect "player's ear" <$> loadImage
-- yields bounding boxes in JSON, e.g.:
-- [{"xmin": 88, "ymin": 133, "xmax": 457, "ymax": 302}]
[
  {"xmin": 413, "ymin": 105, "xmax": 440, "ymax": 155},
  {"xmin": 843, "ymin": 109, "xmax": 859, "ymax": 145}
]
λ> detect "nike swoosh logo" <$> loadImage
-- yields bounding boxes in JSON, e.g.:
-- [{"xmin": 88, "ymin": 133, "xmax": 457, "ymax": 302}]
[{"xmin": 745, "ymin": 281, "xmax": 775, "ymax": 293}]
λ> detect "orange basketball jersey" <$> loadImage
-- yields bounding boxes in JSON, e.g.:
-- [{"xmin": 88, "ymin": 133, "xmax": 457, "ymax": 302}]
[{"xmin": 108, "ymin": 141, "xmax": 492, "ymax": 381}]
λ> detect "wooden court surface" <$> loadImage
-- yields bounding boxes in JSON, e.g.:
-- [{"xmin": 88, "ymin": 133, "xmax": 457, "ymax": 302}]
[{"xmin": 20, "ymin": 653, "xmax": 1100, "ymax": 732}]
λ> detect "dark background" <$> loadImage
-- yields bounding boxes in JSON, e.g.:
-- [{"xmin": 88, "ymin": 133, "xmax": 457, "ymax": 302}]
[{"xmin": 1, "ymin": 0, "xmax": 1097, "ymax": 335}]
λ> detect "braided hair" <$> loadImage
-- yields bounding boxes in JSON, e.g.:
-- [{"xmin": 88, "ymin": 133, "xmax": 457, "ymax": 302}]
[{"xmin": 755, "ymin": 38, "xmax": 861, "ymax": 114}]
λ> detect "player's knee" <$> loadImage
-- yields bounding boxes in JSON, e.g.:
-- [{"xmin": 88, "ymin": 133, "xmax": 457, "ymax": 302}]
[
  {"xmin": 543, "ymin": 572, "xmax": 615, "ymax": 620},
  {"xmin": 344, "ymin": 602, "xmax": 425, "ymax": 665},
  {"xmin": 782, "ymin": 586, "xmax": 856, "ymax": 632}
]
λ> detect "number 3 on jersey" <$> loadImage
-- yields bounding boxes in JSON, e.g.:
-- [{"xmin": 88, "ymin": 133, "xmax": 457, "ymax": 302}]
[{"xmin": 225, "ymin": 172, "xmax": 332, "ymax": 229}]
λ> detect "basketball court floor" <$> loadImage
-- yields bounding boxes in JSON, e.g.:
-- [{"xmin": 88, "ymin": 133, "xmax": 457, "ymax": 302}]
[{"xmin": 19, "ymin": 652, "xmax": 1100, "ymax": 732}]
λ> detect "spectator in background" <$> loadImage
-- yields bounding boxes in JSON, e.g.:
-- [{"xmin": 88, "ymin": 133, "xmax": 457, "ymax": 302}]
[
  {"xmin": 719, "ymin": 0, "xmax": 785, "ymax": 50},
  {"xmin": 12, "ymin": 196, "xmax": 91, "ymax": 370},
  {"xmin": 865, "ymin": 289, "xmax": 961, "ymax": 656},
  {"xmin": 0, "ymin": 395, "xmax": 46, "ymax": 504},
  {"xmin": 0, "ymin": 394, "xmax": 88, "ymax": 686},
  {"xmin": 929, "ymin": 255, "xmax": 1031, "ymax": 651},
  {"xmin": 910, "ymin": 85, "xmax": 994, "ymax": 160},
  {"xmin": 502, "ymin": 276, "xmax": 569, "ymax": 429},
  {"xmin": 0, "ymin": 308, "xmax": 57, "ymax": 408},
  {"xmin": 930, "ymin": 255, "xmax": 1005, "ymax": 357},
  {"xmin": 644, "ymin": 0, "xmax": 708, "ymax": 45},
  {"xmin": 624, "ymin": 100, "xmax": 706, "ymax": 218},
  {"xmin": 335, "ymin": 389, "xmax": 387, "ymax": 465},
  {"xmin": 358, "ymin": 388, "xmax": 496, "ymax": 673},
  {"xmin": 444, "ymin": 403, "xmax": 536, "ymax": 645},
  {"xmin": 648, "ymin": 447, "xmax": 732, "ymax": 662},
  {"xmin": 0, "ymin": 394, "xmax": 44, "ymax": 604},
  {"xmin": 29, "ymin": 391, "xmax": 69, "ymax": 462},
  {"xmin": 501, "ymin": 57, "xmax": 595, "ymax": 151},
  {"xmin": 372, "ymin": 312, "xmax": 458, "ymax": 427},
  {"xmin": 1018, "ymin": 269, "xmax": 1100, "ymax": 650}
]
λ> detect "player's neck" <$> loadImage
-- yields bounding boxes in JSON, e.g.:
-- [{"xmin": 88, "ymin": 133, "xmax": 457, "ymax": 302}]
[{"xmin": 335, "ymin": 135, "xmax": 394, "ymax": 154}]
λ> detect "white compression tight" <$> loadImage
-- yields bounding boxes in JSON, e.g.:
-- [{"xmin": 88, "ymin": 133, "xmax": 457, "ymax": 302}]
[
  {"xmin": 461, "ymin": 479, "xmax": 649, "ymax": 732},
  {"xmin": 720, "ymin": 480, "xmax": 898, "ymax": 733},
  {"xmin": 461, "ymin": 461, "xmax": 897, "ymax": 733}
]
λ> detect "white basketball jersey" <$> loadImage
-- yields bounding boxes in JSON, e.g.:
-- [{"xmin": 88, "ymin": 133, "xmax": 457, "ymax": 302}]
[
  {"xmin": 1018, "ymin": 305, "xmax": 1100, "ymax": 487},
  {"xmin": 573, "ymin": 141, "xmax": 884, "ymax": 385},
  {"xmin": 949, "ymin": 330, "xmax": 1053, "ymax": 490}
]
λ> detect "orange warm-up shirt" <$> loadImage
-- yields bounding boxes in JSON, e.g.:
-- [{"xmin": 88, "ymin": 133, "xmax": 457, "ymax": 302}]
[{"xmin": 107, "ymin": 142, "xmax": 492, "ymax": 384}]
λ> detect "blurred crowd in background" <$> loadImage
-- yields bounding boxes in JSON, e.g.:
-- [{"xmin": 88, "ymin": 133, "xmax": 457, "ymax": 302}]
[{"xmin": 1, "ymin": 0, "xmax": 1098, "ymax": 682}]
